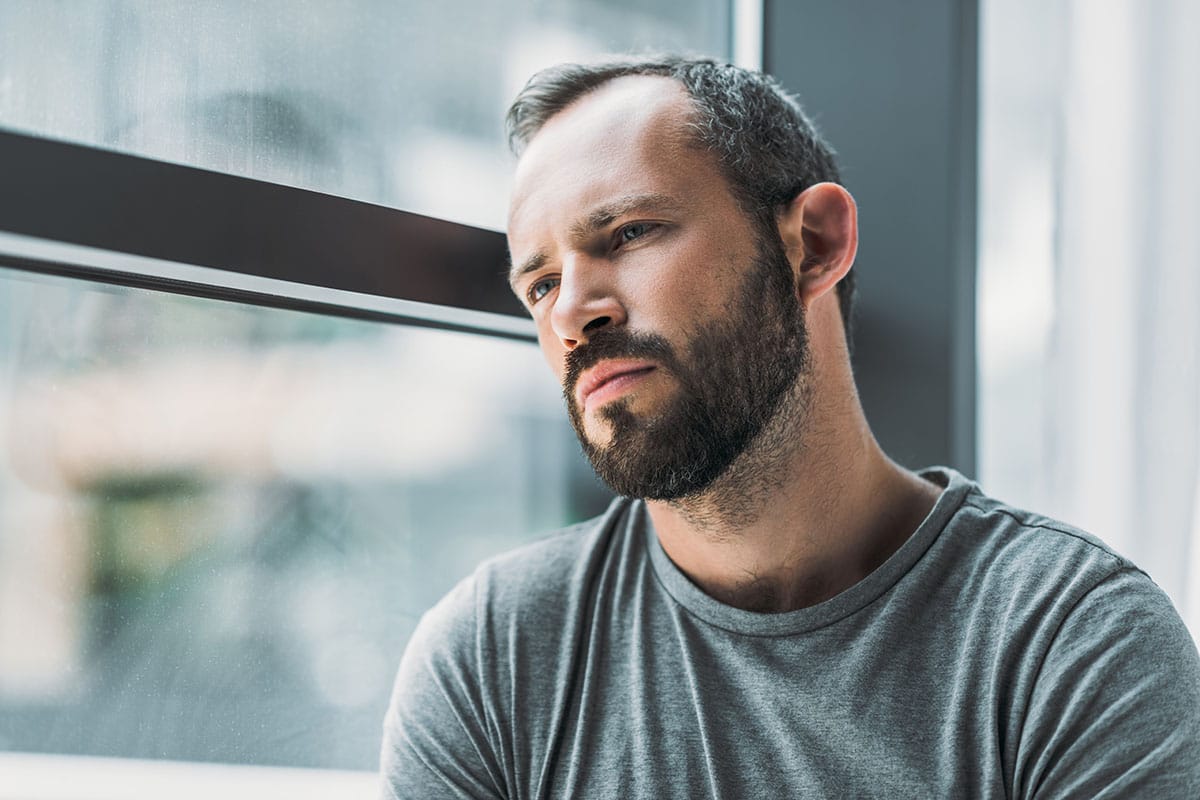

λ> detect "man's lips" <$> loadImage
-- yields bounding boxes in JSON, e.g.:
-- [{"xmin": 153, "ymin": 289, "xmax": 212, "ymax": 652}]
[{"xmin": 575, "ymin": 360, "xmax": 658, "ymax": 409}]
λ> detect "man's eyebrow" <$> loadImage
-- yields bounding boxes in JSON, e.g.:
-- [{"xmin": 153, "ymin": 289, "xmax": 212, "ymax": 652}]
[
  {"xmin": 570, "ymin": 192, "xmax": 682, "ymax": 238},
  {"xmin": 508, "ymin": 193, "xmax": 682, "ymax": 289},
  {"xmin": 508, "ymin": 252, "xmax": 546, "ymax": 290}
]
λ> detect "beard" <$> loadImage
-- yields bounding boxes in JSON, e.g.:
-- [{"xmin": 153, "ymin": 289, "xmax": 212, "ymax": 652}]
[{"xmin": 563, "ymin": 230, "xmax": 810, "ymax": 500}]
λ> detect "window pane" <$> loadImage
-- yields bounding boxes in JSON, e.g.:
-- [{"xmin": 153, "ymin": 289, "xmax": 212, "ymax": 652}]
[
  {"xmin": 0, "ymin": 1, "xmax": 732, "ymax": 230},
  {"xmin": 0, "ymin": 266, "xmax": 608, "ymax": 770}
]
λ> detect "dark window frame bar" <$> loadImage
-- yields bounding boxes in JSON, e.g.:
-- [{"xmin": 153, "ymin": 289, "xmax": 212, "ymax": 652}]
[{"xmin": 0, "ymin": 129, "xmax": 533, "ymax": 341}]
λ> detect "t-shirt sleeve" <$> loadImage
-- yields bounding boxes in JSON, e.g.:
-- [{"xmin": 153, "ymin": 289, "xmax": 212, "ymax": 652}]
[
  {"xmin": 1015, "ymin": 567, "xmax": 1200, "ymax": 799},
  {"xmin": 378, "ymin": 574, "xmax": 507, "ymax": 800}
]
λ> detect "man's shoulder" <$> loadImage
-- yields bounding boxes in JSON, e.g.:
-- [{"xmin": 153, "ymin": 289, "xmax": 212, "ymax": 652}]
[
  {"xmin": 935, "ymin": 481, "xmax": 1198, "ymax": 676},
  {"xmin": 944, "ymin": 482, "xmax": 1137, "ymax": 590},
  {"xmin": 416, "ymin": 496, "xmax": 635, "ymax": 642},
  {"xmin": 959, "ymin": 488, "xmax": 1124, "ymax": 557},
  {"xmin": 914, "ymin": 472, "xmax": 1178, "ymax": 648},
  {"xmin": 393, "ymin": 495, "xmax": 638, "ymax": 737},
  {"xmin": 476, "ymin": 496, "xmax": 634, "ymax": 607},
  {"xmin": 381, "ymin": 500, "xmax": 638, "ymax": 797},
  {"xmin": 943, "ymin": 489, "xmax": 1200, "ymax": 796}
]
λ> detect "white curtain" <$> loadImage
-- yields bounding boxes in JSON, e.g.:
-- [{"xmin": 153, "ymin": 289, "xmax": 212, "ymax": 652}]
[{"xmin": 979, "ymin": 0, "xmax": 1200, "ymax": 638}]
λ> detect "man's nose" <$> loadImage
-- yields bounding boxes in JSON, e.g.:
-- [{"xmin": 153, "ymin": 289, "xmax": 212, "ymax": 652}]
[{"xmin": 549, "ymin": 256, "xmax": 626, "ymax": 351}]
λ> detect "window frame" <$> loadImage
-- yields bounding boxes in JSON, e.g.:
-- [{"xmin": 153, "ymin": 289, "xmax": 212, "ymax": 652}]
[{"xmin": 0, "ymin": 129, "xmax": 534, "ymax": 341}]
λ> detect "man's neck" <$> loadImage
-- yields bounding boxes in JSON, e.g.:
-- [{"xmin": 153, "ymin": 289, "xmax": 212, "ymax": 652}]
[{"xmin": 645, "ymin": 386, "xmax": 941, "ymax": 614}]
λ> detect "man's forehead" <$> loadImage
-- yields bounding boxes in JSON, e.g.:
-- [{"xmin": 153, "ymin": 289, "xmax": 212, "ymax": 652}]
[
  {"xmin": 507, "ymin": 75, "xmax": 697, "ymax": 233},
  {"xmin": 529, "ymin": 74, "xmax": 692, "ymax": 139}
]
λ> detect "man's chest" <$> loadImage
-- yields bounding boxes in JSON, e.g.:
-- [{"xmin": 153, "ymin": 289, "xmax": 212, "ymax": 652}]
[{"xmin": 507, "ymin": 609, "xmax": 1013, "ymax": 800}]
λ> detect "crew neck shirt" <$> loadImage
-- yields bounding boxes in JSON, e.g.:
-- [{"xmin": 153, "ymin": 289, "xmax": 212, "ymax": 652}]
[{"xmin": 381, "ymin": 468, "xmax": 1200, "ymax": 798}]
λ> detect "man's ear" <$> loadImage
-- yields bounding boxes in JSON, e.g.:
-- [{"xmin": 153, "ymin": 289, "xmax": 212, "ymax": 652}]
[{"xmin": 777, "ymin": 182, "xmax": 858, "ymax": 309}]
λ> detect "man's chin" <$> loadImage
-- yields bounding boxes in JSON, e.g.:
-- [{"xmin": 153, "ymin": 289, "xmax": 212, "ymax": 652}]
[
  {"xmin": 580, "ymin": 425, "xmax": 615, "ymax": 451},
  {"xmin": 577, "ymin": 397, "xmax": 635, "ymax": 446}
]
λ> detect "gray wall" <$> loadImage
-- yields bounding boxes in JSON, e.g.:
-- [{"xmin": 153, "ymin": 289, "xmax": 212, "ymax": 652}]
[{"xmin": 765, "ymin": 0, "xmax": 978, "ymax": 474}]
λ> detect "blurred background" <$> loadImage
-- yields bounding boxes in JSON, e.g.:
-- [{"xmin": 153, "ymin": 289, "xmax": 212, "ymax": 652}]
[{"xmin": 0, "ymin": 0, "xmax": 1197, "ymax": 796}]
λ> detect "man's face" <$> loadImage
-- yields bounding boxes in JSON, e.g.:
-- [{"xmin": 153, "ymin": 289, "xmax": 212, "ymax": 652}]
[{"xmin": 507, "ymin": 76, "xmax": 809, "ymax": 499}]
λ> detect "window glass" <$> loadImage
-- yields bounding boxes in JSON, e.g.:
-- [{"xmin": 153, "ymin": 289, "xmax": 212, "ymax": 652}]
[
  {"xmin": 0, "ymin": 266, "xmax": 609, "ymax": 774},
  {"xmin": 0, "ymin": 1, "xmax": 737, "ymax": 787},
  {"xmin": 0, "ymin": 1, "xmax": 732, "ymax": 230}
]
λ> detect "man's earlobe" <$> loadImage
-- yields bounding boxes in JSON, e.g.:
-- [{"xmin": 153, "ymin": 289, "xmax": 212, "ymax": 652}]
[{"xmin": 780, "ymin": 182, "xmax": 858, "ymax": 308}]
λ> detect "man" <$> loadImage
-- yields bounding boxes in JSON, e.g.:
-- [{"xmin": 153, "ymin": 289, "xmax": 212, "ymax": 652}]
[{"xmin": 380, "ymin": 57, "xmax": 1200, "ymax": 798}]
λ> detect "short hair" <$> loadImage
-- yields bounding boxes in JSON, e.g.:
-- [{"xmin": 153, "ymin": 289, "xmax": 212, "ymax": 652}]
[{"xmin": 505, "ymin": 55, "xmax": 855, "ymax": 341}]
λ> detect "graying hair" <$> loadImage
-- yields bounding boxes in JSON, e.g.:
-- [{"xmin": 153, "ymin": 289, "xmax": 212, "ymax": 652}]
[{"xmin": 505, "ymin": 55, "xmax": 854, "ymax": 338}]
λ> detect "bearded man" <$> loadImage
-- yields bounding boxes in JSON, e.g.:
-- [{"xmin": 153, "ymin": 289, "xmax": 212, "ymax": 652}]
[{"xmin": 380, "ymin": 57, "xmax": 1200, "ymax": 798}]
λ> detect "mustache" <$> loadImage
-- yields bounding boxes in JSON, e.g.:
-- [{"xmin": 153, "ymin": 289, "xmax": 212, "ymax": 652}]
[{"xmin": 563, "ymin": 328, "xmax": 678, "ymax": 400}]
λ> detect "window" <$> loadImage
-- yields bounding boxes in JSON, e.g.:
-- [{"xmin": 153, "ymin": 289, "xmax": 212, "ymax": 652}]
[
  {"xmin": 978, "ymin": 0, "xmax": 1200, "ymax": 636},
  {"xmin": 0, "ymin": 1, "xmax": 743, "ymax": 794},
  {"xmin": 0, "ymin": 262, "xmax": 596, "ymax": 772}
]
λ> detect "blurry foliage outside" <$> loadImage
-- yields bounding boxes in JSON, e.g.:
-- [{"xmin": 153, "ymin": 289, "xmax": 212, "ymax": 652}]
[{"xmin": 0, "ymin": 268, "xmax": 609, "ymax": 769}]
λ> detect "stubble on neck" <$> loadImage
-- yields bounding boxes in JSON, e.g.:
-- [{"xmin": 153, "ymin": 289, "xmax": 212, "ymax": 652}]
[{"xmin": 658, "ymin": 370, "xmax": 816, "ymax": 538}]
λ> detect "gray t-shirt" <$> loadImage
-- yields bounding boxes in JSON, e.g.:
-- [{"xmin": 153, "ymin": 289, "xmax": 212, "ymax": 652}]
[{"xmin": 380, "ymin": 468, "xmax": 1200, "ymax": 798}]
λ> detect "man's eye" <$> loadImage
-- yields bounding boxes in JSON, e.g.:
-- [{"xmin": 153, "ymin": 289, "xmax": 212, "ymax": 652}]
[
  {"xmin": 527, "ymin": 276, "xmax": 559, "ymax": 305},
  {"xmin": 617, "ymin": 222, "xmax": 655, "ymax": 245}
]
